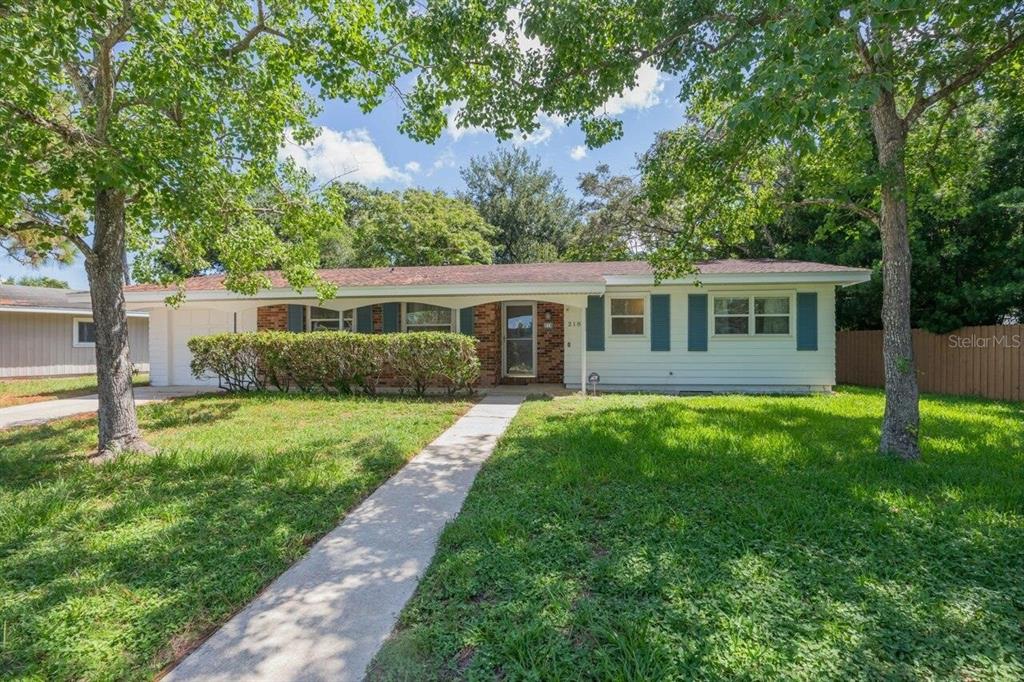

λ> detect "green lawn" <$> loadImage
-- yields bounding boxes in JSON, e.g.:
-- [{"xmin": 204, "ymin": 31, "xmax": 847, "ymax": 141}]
[
  {"xmin": 0, "ymin": 373, "xmax": 149, "ymax": 408},
  {"xmin": 370, "ymin": 388, "xmax": 1024, "ymax": 681},
  {"xmin": 0, "ymin": 392, "xmax": 470, "ymax": 681}
]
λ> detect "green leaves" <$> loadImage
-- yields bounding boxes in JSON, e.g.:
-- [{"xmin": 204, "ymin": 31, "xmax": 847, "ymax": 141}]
[
  {"xmin": 348, "ymin": 188, "xmax": 496, "ymax": 267},
  {"xmin": 401, "ymin": 0, "xmax": 1024, "ymax": 274},
  {"xmin": 459, "ymin": 148, "xmax": 581, "ymax": 263},
  {"xmin": 0, "ymin": 0, "xmax": 417, "ymax": 293}
]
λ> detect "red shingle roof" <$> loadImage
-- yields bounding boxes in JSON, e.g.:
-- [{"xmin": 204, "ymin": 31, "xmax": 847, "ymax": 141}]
[{"xmin": 123, "ymin": 259, "xmax": 868, "ymax": 292}]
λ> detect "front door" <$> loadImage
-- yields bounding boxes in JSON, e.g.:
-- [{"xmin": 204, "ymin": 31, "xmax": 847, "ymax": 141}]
[{"xmin": 502, "ymin": 302, "xmax": 536, "ymax": 378}]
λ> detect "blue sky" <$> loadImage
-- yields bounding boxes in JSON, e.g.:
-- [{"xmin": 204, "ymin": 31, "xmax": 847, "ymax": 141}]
[{"xmin": 2, "ymin": 68, "xmax": 682, "ymax": 290}]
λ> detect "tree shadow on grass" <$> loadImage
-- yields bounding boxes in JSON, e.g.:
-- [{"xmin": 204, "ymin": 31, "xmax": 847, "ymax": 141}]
[
  {"xmin": 375, "ymin": 393, "xmax": 1024, "ymax": 680},
  {"xmin": 0, "ymin": 394, "xmax": 463, "ymax": 680}
]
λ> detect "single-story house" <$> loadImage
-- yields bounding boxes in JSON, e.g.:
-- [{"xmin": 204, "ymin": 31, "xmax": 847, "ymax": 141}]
[
  {"xmin": 108, "ymin": 259, "xmax": 870, "ymax": 393},
  {"xmin": 0, "ymin": 283, "xmax": 149, "ymax": 378}
]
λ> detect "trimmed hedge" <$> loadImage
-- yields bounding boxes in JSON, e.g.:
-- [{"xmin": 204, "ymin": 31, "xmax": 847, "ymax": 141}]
[{"xmin": 188, "ymin": 331, "xmax": 480, "ymax": 396}]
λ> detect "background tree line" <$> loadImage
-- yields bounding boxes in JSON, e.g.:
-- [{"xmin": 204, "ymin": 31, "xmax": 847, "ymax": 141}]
[{"xmin": 304, "ymin": 105, "xmax": 1024, "ymax": 336}]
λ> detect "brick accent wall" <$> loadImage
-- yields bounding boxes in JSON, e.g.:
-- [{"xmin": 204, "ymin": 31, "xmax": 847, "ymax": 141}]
[
  {"xmin": 536, "ymin": 302, "xmax": 564, "ymax": 383},
  {"xmin": 472, "ymin": 303, "xmax": 501, "ymax": 387},
  {"xmin": 257, "ymin": 305, "xmax": 289, "ymax": 331}
]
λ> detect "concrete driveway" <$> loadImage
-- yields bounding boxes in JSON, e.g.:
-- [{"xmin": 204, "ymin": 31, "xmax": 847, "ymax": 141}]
[{"xmin": 0, "ymin": 386, "xmax": 217, "ymax": 429}]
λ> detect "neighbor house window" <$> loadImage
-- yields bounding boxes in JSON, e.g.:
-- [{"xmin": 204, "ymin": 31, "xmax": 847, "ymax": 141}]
[
  {"xmin": 713, "ymin": 296, "xmax": 791, "ymax": 335},
  {"xmin": 609, "ymin": 297, "xmax": 645, "ymax": 335},
  {"xmin": 403, "ymin": 303, "xmax": 453, "ymax": 332},
  {"xmin": 73, "ymin": 317, "xmax": 96, "ymax": 347}
]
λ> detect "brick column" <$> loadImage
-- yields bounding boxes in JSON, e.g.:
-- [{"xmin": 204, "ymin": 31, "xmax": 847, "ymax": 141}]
[
  {"xmin": 257, "ymin": 305, "xmax": 289, "ymax": 331},
  {"xmin": 536, "ymin": 303, "xmax": 564, "ymax": 383},
  {"xmin": 473, "ymin": 303, "xmax": 500, "ymax": 387}
]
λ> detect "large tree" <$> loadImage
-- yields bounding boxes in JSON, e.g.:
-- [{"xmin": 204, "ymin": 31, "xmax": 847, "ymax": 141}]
[
  {"xmin": 459, "ymin": 148, "xmax": 581, "ymax": 263},
  {"xmin": 0, "ymin": 1, "xmax": 412, "ymax": 459},
  {"xmin": 711, "ymin": 102, "xmax": 1024, "ymax": 332},
  {"xmin": 348, "ymin": 188, "xmax": 495, "ymax": 266},
  {"xmin": 567, "ymin": 164, "xmax": 678, "ymax": 261},
  {"xmin": 404, "ymin": 0, "xmax": 1024, "ymax": 458}
]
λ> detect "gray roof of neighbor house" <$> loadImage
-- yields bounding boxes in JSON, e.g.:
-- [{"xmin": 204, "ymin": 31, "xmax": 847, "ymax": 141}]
[
  {"xmin": 121, "ymin": 259, "xmax": 870, "ymax": 292},
  {"xmin": 0, "ymin": 284, "xmax": 91, "ymax": 310}
]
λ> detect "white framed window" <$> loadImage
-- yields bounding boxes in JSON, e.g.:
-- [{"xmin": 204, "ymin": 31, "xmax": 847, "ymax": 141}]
[
  {"xmin": 309, "ymin": 306, "xmax": 340, "ymax": 331},
  {"xmin": 305, "ymin": 306, "xmax": 353, "ymax": 331},
  {"xmin": 713, "ymin": 297, "xmax": 750, "ymax": 335},
  {"xmin": 713, "ymin": 295, "xmax": 791, "ymax": 336},
  {"xmin": 754, "ymin": 296, "xmax": 791, "ymax": 334},
  {"xmin": 609, "ymin": 296, "xmax": 646, "ymax": 336},
  {"xmin": 403, "ymin": 302, "xmax": 453, "ymax": 333},
  {"xmin": 73, "ymin": 317, "xmax": 97, "ymax": 347}
]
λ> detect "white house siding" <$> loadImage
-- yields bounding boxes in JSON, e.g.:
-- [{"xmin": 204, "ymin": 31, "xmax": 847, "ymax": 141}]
[
  {"xmin": 147, "ymin": 308, "xmax": 170, "ymax": 386},
  {"xmin": 149, "ymin": 284, "xmax": 839, "ymax": 391},
  {"xmin": 564, "ymin": 283, "xmax": 837, "ymax": 393},
  {"xmin": 0, "ymin": 311, "xmax": 149, "ymax": 378},
  {"xmin": 148, "ymin": 306, "xmax": 237, "ymax": 386}
]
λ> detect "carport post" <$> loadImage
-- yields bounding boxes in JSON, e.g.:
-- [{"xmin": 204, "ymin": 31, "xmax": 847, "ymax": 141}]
[{"xmin": 580, "ymin": 306, "xmax": 587, "ymax": 395}]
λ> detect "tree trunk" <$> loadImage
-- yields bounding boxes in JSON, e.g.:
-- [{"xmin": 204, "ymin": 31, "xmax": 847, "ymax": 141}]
[
  {"xmin": 870, "ymin": 90, "xmax": 921, "ymax": 459},
  {"xmin": 84, "ymin": 188, "xmax": 152, "ymax": 460}
]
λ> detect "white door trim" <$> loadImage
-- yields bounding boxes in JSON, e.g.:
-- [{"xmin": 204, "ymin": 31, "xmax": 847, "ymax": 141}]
[{"xmin": 501, "ymin": 301, "xmax": 537, "ymax": 378}]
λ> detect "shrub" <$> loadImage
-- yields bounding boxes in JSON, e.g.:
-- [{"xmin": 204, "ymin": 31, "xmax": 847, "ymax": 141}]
[
  {"xmin": 188, "ymin": 333, "xmax": 266, "ymax": 391},
  {"xmin": 388, "ymin": 332, "xmax": 480, "ymax": 396},
  {"xmin": 187, "ymin": 330, "xmax": 479, "ymax": 396}
]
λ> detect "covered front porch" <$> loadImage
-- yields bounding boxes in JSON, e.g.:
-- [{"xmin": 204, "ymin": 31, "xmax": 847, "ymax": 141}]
[
  {"xmin": 143, "ymin": 288, "xmax": 597, "ymax": 390},
  {"xmin": 254, "ymin": 299, "xmax": 571, "ymax": 387}
]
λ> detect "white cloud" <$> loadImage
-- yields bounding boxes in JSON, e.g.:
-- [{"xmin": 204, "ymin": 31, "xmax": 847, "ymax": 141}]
[
  {"xmin": 511, "ymin": 112, "xmax": 565, "ymax": 147},
  {"xmin": 280, "ymin": 127, "xmax": 409, "ymax": 184},
  {"xmin": 601, "ymin": 63, "xmax": 666, "ymax": 115},
  {"xmin": 570, "ymin": 145, "xmax": 587, "ymax": 160},
  {"xmin": 446, "ymin": 100, "xmax": 564, "ymax": 146},
  {"xmin": 404, "ymin": 161, "xmax": 422, "ymax": 173},
  {"xmin": 430, "ymin": 148, "xmax": 457, "ymax": 173}
]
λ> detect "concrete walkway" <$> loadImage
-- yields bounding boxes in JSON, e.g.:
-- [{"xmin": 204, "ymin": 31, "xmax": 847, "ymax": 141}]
[
  {"xmin": 0, "ymin": 386, "xmax": 216, "ymax": 429},
  {"xmin": 164, "ymin": 394, "xmax": 525, "ymax": 682}
]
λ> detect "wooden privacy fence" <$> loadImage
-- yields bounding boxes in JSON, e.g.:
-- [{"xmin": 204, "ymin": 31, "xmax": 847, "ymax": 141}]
[{"xmin": 836, "ymin": 325, "xmax": 1023, "ymax": 401}]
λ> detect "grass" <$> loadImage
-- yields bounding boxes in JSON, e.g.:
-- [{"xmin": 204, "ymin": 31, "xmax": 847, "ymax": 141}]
[
  {"xmin": 370, "ymin": 387, "xmax": 1024, "ymax": 681},
  {"xmin": 0, "ymin": 373, "xmax": 149, "ymax": 408},
  {"xmin": 0, "ymin": 391, "xmax": 470, "ymax": 681}
]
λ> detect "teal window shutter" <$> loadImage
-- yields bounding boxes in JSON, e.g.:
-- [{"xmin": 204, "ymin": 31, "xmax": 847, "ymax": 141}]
[
  {"xmin": 797, "ymin": 292, "xmax": 818, "ymax": 350},
  {"xmin": 586, "ymin": 295, "xmax": 605, "ymax": 351},
  {"xmin": 687, "ymin": 294, "xmax": 708, "ymax": 351},
  {"xmin": 382, "ymin": 302, "xmax": 400, "ymax": 333},
  {"xmin": 356, "ymin": 305, "xmax": 374, "ymax": 333},
  {"xmin": 460, "ymin": 307, "xmax": 475, "ymax": 336},
  {"xmin": 286, "ymin": 305, "xmax": 305, "ymax": 332},
  {"xmin": 650, "ymin": 294, "xmax": 670, "ymax": 351}
]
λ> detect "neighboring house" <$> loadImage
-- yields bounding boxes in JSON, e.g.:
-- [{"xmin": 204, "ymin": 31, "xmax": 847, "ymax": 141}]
[
  {"xmin": 0, "ymin": 284, "xmax": 149, "ymax": 378},
  {"xmin": 108, "ymin": 259, "xmax": 870, "ymax": 392}
]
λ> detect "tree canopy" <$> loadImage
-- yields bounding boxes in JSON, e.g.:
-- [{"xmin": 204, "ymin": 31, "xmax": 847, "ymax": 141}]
[
  {"xmin": 566, "ymin": 164, "xmax": 677, "ymax": 262},
  {"xmin": 347, "ymin": 188, "xmax": 495, "ymax": 267},
  {"xmin": 0, "ymin": 275, "xmax": 71, "ymax": 289},
  {"xmin": 0, "ymin": 0, "xmax": 425, "ymax": 456},
  {"xmin": 459, "ymin": 148, "xmax": 581, "ymax": 263},
  {"xmin": 403, "ymin": 0, "xmax": 1024, "ymax": 459}
]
